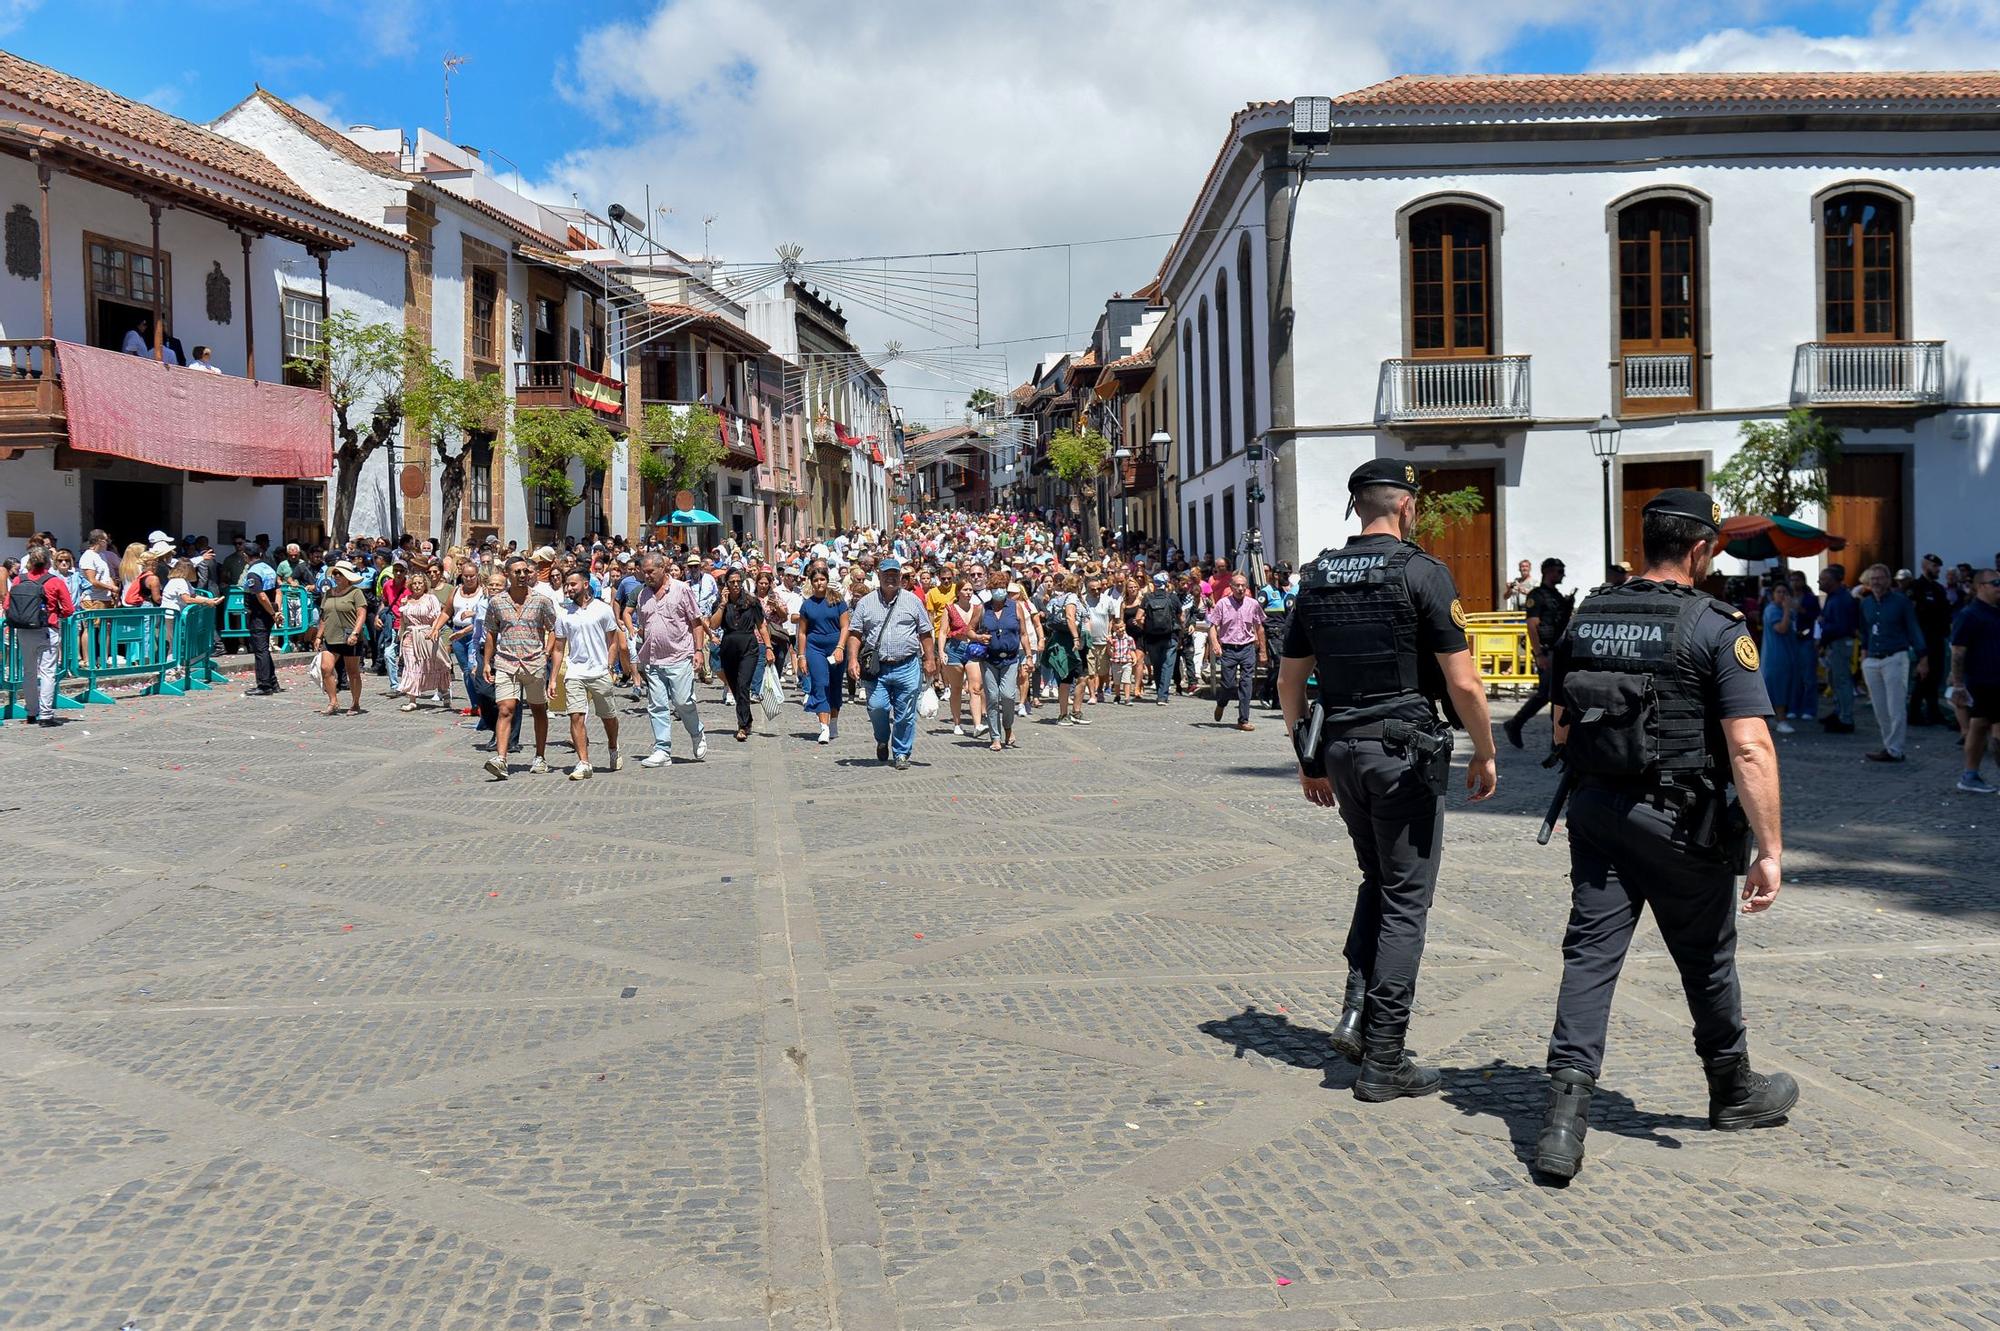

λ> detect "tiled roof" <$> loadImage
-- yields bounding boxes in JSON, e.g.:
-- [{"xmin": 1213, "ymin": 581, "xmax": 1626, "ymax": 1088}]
[
  {"xmin": 903, "ymin": 424, "xmax": 982, "ymax": 448},
  {"xmin": 0, "ymin": 50, "xmax": 310, "ymax": 201},
  {"xmin": 1105, "ymin": 349, "xmax": 1154, "ymax": 372},
  {"xmin": 646, "ymin": 303, "xmax": 771, "ymax": 352},
  {"xmin": 248, "ymin": 88, "xmax": 415, "ymax": 180},
  {"xmin": 1010, "ymin": 382, "xmax": 1033, "ymax": 402},
  {"xmin": 0, "ymin": 118, "xmax": 356, "ymax": 250},
  {"xmin": 1334, "ymin": 72, "xmax": 2000, "ymax": 109}
]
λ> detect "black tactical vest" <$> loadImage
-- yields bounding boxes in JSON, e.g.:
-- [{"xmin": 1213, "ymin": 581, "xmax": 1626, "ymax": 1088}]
[
  {"xmin": 1558, "ymin": 581, "xmax": 1718, "ymax": 781},
  {"xmin": 1296, "ymin": 541, "xmax": 1425, "ymax": 708}
]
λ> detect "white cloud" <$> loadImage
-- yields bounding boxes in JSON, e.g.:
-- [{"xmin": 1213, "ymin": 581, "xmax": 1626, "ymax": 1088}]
[
  {"xmin": 1604, "ymin": 0, "xmax": 2000, "ymax": 71},
  {"xmin": 0, "ymin": 0, "xmax": 41, "ymax": 37},
  {"xmin": 284, "ymin": 92, "xmax": 345, "ymax": 128},
  {"xmin": 532, "ymin": 0, "xmax": 1592, "ymax": 407}
]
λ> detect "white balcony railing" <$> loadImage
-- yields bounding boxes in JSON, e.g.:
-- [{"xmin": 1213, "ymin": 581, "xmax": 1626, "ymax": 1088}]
[
  {"xmin": 1795, "ymin": 341, "xmax": 1945, "ymax": 406},
  {"xmin": 1382, "ymin": 356, "xmax": 1531, "ymax": 423},
  {"xmin": 1622, "ymin": 352, "xmax": 1694, "ymax": 401}
]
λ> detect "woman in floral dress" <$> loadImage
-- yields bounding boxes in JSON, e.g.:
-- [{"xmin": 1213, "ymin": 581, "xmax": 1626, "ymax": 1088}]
[{"xmin": 396, "ymin": 571, "xmax": 453, "ymax": 709}]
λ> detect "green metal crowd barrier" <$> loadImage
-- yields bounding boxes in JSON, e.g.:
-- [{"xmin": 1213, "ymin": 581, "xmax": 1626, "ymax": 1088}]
[{"xmin": 0, "ymin": 590, "xmax": 308, "ymax": 725}]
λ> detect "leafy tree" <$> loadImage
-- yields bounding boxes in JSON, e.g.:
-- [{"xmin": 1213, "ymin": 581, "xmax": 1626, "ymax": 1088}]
[
  {"xmin": 638, "ymin": 401, "xmax": 726, "ymax": 497},
  {"xmin": 1414, "ymin": 485, "xmax": 1487, "ymax": 548},
  {"xmin": 404, "ymin": 365, "xmax": 507, "ymax": 550},
  {"xmin": 1711, "ymin": 408, "xmax": 1842, "ymax": 518},
  {"xmin": 1047, "ymin": 426, "xmax": 1112, "ymax": 549},
  {"xmin": 289, "ymin": 311, "xmax": 439, "ymax": 542},
  {"xmin": 512, "ymin": 407, "xmax": 616, "ymax": 539},
  {"xmin": 966, "ymin": 387, "xmax": 998, "ymax": 418}
]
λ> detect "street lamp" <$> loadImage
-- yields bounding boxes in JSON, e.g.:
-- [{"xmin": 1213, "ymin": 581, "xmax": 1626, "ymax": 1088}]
[
  {"xmin": 1150, "ymin": 430, "xmax": 1172, "ymax": 566},
  {"xmin": 1588, "ymin": 413, "xmax": 1623, "ymax": 574}
]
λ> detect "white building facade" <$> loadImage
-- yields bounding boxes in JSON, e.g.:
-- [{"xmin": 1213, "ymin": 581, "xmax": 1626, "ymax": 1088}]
[{"xmin": 1163, "ymin": 74, "xmax": 2000, "ymax": 606}]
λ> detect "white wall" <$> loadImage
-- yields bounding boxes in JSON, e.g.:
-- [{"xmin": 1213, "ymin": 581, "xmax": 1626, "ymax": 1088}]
[{"xmin": 1275, "ymin": 121, "xmax": 2000, "ymax": 580}]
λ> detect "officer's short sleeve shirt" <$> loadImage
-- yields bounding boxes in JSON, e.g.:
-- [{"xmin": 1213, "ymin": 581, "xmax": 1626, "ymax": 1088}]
[{"xmin": 1279, "ymin": 535, "xmax": 1470, "ymax": 660}]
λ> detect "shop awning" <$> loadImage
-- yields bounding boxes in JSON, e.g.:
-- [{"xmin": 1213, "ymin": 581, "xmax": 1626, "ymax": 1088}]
[{"xmin": 55, "ymin": 340, "xmax": 331, "ymax": 479}]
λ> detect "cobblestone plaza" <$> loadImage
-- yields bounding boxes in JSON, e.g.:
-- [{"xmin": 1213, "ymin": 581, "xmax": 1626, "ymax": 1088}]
[{"xmin": 1, "ymin": 671, "xmax": 1995, "ymax": 1330}]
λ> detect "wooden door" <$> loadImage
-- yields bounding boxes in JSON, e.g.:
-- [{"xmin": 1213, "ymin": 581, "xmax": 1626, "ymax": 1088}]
[
  {"xmin": 1416, "ymin": 466, "xmax": 1498, "ymax": 612},
  {"xmin": 1620, "ymin": 459, "xmax": 1705, "ymax": 570},
  {"xmin": 1827, "ymin": 453, "xmax": 1906, "ymax": 578}
]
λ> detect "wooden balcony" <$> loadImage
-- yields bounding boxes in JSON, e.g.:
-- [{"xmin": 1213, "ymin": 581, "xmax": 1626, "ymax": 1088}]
[
  {"xmin": 1381, "ymin": 355, "xmax": 1531, "ymax": 426},
  {"xmin": 0, "ymin": 340, "xmax": 67, "ymax": 449},
  {"xmin": 515, "ymin": 360, "xmax": 626, "ymax": 420}
]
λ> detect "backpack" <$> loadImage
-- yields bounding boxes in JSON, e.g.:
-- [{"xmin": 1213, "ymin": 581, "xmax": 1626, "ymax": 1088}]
[
  {"xmin": 1141, "ymin": 589, "xmax": 1180, "ymax": 638},
  {"xmin": 5, "ymin": 572, "xmax": 52, "ymax": 630}
]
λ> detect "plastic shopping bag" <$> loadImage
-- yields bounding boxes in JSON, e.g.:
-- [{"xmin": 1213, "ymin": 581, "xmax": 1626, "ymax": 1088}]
[{"xmin": 917, "ymin": 684, "xmax": 941, "ymax": 721}]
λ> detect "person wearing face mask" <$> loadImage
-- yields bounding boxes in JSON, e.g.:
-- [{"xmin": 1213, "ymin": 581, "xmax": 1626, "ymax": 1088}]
[{"xmin": 967, "ymin": 567, "xmax": 1025, "ymax": 750}]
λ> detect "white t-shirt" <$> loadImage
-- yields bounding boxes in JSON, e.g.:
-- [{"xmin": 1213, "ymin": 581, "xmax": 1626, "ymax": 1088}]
[
  {"xmin": 778, "ymin": 586, "xmax": 805, "ymax": 621},
  {"xmin": 80, "ymin": 548, "xmax": 116, "ymax": 600},
  {"xmin": 556, "ymin": 598, "xmax": 618, "ymax": 679},
  {"xmin": 161, "ymin": 576, "xmax": 193, "ymax": 617},
  {"xmin": 1084, "ymin": 590, "xmax": 1121, "ymax": 640}
]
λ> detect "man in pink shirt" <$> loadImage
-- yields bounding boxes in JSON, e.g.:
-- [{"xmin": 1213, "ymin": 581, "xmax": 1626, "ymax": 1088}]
[
  {"xmin": 1207, "ymin": 571, "xmax": 1267, "ymax": 731},
  {"xmin": 634, "ymin": 552, "xmax": 709, "ymax": 767}
]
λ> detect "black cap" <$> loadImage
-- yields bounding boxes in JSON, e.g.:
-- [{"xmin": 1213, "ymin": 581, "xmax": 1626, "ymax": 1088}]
[
  {"xmin": 1348, "ymin": 458, "xmax": 1421, "ymax": 494},
  {"xmin": 1642, "ymin": 487, "xmax": 1722, "ymax": 533}
]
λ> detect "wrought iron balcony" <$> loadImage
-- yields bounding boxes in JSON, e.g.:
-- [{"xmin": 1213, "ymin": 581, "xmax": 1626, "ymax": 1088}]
[
  {"xmin": 1382, "ymin": 355, "xmax": 1531, "ymax": 424},
  {"xmin": 1621, "ymin": 352, "xmax": 1695, "ymax": 405},
  {"xmin": 1794, "ymin": 341, "xmax": 1944, "ymax": 406}
]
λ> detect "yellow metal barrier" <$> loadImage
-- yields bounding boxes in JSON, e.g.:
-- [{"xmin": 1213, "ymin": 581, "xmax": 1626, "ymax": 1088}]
[{"xmin": 1465, "ymin": 611, "xmax": 1537, "ymax": 689}]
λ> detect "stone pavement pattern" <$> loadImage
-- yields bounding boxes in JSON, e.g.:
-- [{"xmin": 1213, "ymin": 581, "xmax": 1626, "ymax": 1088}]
[{"xmin": 0, "ymin": 660, "xmax": 1995, "ymax": 1330}]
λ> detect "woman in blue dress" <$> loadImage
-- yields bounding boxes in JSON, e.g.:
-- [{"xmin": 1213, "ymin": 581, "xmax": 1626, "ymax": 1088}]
[
  {"xmin": 1760, "ymin": 581, "xmax": 1798, "ymax": 734},
  {"xmin": 793, "ymin": 565, "xmax": 850, "ymax": 745}
]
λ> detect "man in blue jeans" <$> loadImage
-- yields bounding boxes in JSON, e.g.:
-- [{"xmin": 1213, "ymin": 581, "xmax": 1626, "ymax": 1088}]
[
  {"xmin": 842, "ymin": 557, "xmax": 937, "ymax": 770},
  {"xmin": 1816, "ymin": 564, "xmax": 1858, "ymax": 733}
]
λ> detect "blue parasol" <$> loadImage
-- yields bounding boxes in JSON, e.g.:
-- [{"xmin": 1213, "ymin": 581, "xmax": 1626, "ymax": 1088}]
[{"xmin": 655, "ymin": 508, "xmax": 722, "ymax": 526}]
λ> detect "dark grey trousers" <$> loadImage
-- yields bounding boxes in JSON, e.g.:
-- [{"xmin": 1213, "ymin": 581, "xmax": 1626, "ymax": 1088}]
[
  {"xmin": 1547, "ymin": 787, "xmax": 1748, "ymax": 1078},
  {"xmin": 1327, "ymin": 737, "xmax": 1445, "ymax": 1053}
]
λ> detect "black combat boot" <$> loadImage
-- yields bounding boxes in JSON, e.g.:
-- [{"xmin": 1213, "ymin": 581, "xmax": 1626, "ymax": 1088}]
[
  {"xmin": 1533, "ymin": 1068, "xmax": 1595, "ymax": 1181},
  {"xmin": 1353, "ymin": 1047, "xmax": 1442, "ymax": 1102},
  {"xmin": 1329, "ymin": 971, "xmax": 1366, "ymax": 1063},
  {"xmin": 1704, "ymin": 1054, "xmax": 1799, "ymax": 1130}
]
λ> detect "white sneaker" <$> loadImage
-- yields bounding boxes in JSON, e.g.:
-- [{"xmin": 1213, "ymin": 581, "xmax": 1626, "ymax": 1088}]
[
  {"xmin": 529, "ymin": 756, "xmax": 550, "ymax": 775},
  {"xmin": 817, "ymin": 724, "xmax": 831, "ymax": 745},
  {"xmin": 952, "ymin": 723, "xmax": 964, "ymax": 736},
  {"xmin": 1774, "ymin": 720, "xmax": 1796, "ymax": 735},
  {"xmin": 1070, "ymin": 713, "xmax": 1091, "ymax": 726},
  {"xmin": 482, "ymin": 756, "xmax": 508, "ymax": 780},
  {"xmin": 569, "ymin": 762, "xmax": 592, "ymax": 780},
  {"xmin": 694, "ymin": 737, "xmax": 709, "ymax": 761},
  {"xmin": 973, "ymin": 722, "xmax": 989, "ymax": 737},
  {"xmin": 640, "ymin": 749, "xmax": 671, "ymax": 768}
]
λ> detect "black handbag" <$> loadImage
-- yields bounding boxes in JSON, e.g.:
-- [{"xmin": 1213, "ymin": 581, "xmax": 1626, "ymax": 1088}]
[{"xmin": 858, "ymin": 593, "xmax": 896, "ymax": 679}]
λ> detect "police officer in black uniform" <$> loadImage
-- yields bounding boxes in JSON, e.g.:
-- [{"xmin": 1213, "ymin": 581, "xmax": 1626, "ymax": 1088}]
[
  {"xmin": 1533, "ymin": 488, "xmax": 1796, "ymax": 1180},
  {"xmin": 1278, "ymin": 459, "xmax": 1499, "ymax": 1101},
  {"xmin": 1502, "ymin": 558, "xmax": 1572, "ymax": 749}
]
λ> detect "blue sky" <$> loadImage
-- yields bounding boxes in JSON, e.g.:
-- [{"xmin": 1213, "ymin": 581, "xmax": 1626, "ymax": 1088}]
[{"xmin": 9, "ymin": 0, "xmax": 1994, "ymax": 402}]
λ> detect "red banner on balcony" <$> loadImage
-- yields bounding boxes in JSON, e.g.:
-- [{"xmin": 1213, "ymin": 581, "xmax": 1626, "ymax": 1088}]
[
  {"xmin": 569, "ymin": 365, "xmax": 625, "ymax": 416},
  {"xmin": 749, "ymin": 421, "xmax": 766, "ymax": 463},
  {"xmin": 56, "ymin": 340, "xmax": 331, "ymax": 478}
]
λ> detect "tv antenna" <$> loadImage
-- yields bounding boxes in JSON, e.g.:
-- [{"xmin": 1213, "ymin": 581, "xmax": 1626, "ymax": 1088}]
[
  {"xmin": 442, "ymin": 53, "xmax": 469, "ymax": 140},
  {"xmin": 702, "ymin": 214, "xmax": 718, "ymax": 262}
]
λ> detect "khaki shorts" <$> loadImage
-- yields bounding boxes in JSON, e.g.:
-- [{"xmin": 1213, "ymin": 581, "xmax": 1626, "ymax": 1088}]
[
  {"xmin": 564, "ymin": 672, "xmax": 617, "ymax": 718},
  {"xmin": 1087, "ymin": 642, "xmax": 1111, "ymax": 676},
  {"xmin": 494, "ymin": 667, "xmax": 548, "ymax": 706}
]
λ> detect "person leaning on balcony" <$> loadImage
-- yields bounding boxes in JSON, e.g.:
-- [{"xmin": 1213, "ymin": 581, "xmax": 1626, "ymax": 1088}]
[{"xmin": 189, "ymin": 345, "xmax": 222, "ymax": 374}]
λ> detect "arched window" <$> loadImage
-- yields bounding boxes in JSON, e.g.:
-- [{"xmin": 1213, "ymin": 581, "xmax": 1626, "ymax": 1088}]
[
  {"xmin": 1822, "ymin": 191, "xmax": 1903, "ymax": 341},
  {"xmin": 1180, "ymin": 322, "xmax": 1196, "ymax": 478},
  {"xmin": 1197, "ymin": 296, "xmax": 1213, "ymax": 470},
  {"xmin": 1215, "ymin": 270, "xmax": 1233, "ymax": 458},
  {"xmin": 1407, "ymin": 205, "xmax": 1492, "ymax": 357},
  {"xmin": 1237, "ymin": 235, "xmax": 1256, "ymax": 446},
  {"xmin": 1616, "ymin": 195, "xmax": 1701, "ymax": 408}
]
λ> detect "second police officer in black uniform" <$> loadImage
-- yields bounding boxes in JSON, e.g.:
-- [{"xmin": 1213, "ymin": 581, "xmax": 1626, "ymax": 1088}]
[
  {"xmin": 1278, "ymin": 459, "xmax": 1499, "ymax": 1101},
  {"xmin": 1532, "ymin": 488, "xmax": 1796, "ymax": 1180}
]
